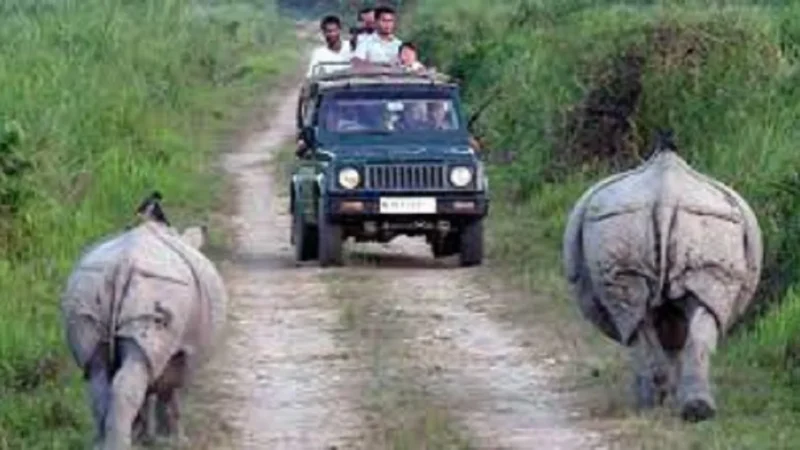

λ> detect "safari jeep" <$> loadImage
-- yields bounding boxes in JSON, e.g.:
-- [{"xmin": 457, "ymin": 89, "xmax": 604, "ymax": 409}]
[{"xmin": 290, "ymin": 65, "xmax": 489, "ymax": 267}]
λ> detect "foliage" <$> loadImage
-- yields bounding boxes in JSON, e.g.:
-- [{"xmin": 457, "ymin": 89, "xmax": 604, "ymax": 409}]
[
  {"xmin": 0, "ymin": 0, "xmax": 297, "ymax": 447},
  {"xmin": 406, "ymin": 0, "xmax": 800, "ymax": 446}
]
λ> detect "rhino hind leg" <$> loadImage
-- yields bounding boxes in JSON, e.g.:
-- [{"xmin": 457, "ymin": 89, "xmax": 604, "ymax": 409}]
[
  {"xmin": 131, "ymin": 393, "xmax": 158, "ymax": 445},
  {"xmin": 677, "ymin": 305, "xmax": 718, "ymax": 423},
  {"xmin": 630, "ymin": 322, "xmax": 673, "ymax": 411},
  {"xmin": 157, "ymin": 352, "xmax": 189, "ymax": 444},
  {"xmin": 103, "ymin": 338, "xmax": 151, "ymax": 450},
  {"xmin": 86, "ymin": 346, "xmax": 112, "ymax": 446}
]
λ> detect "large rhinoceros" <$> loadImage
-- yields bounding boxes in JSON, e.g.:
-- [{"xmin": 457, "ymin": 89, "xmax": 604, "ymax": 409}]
[
  {"xmin": 60, "ymin": 192, "xmax": 227, "ymax": 449},
  {"xmin": 562, "ymin": 130, "xmax": 762, "ymax": 422}
]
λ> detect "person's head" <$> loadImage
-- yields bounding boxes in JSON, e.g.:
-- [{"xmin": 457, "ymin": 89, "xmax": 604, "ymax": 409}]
[
  {"xmin": 398, "ymin": 42, "xmax": 418, "ymax": 66},
  {"xmin": 320, "ymin": 15, "xmax": 342, "ymax": 47},
  {"xmin": 429, "ymin": 101, "xmax": 450, "ymax": 127},
  {"xmin": 374, "ymin": 6, "xmax": 396, "ymax": 36},
  {"xmin": 358, "ymin": 7, "xmax": 375, "ymax": 31}
]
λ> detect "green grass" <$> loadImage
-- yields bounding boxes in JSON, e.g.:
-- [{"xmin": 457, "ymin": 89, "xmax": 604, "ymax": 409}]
[
  {"xmin": 405, "ymin": 0, "xmax": 800, "ymax": 447},
  {"xmin": 0, "ymin": 0, "xmax": 299, "ymax": 448}
]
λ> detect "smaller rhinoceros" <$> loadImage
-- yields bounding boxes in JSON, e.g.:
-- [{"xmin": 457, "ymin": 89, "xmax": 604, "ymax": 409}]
[
  {"xmin": 60, "ymin": 191, "xmax": 228, "ymax": 449},
  {"xmin": 562, "ymin": 130, "xmax": 762, "ymax": 422}
]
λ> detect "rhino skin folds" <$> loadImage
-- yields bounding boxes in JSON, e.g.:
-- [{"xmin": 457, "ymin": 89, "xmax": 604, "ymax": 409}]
[
  {"xmin": 562, "ymin": 149, "xmax": 762, "ymax": 346},
  {"xmin": 61, "ymin": 221, "xmax": 227, "ymax": 383}
]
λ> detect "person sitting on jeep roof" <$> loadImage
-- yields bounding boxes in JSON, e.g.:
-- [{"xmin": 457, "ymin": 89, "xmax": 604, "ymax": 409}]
[
  {"xmin": 306, "ymin": 15, "xmax": 352, "ymax": 78},
  {"xmin": 397, "ymin": 41, "xmax": 426, "ymax": 72},
  {"xmin": 349, "ymin": 7, "xmax": 375, "ymax": 50},
  {"xmin": 351, "ymin": 6, "xmax": 402, "ymax": 66}
]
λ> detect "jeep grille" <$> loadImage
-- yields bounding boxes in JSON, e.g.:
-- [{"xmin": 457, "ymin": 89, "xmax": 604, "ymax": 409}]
[{"xmin": 364, "ymin": 164, "xmax": 447, "ymax": 191}]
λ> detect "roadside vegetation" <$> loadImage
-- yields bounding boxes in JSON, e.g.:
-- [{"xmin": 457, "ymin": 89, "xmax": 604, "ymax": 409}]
[
  {"xmin": 405, "ymin": 0, "xmax": 800, "ymax": 447},
  {"xmin": 0, "ymin": 0, "xmax": 297, "ymax": 447}
]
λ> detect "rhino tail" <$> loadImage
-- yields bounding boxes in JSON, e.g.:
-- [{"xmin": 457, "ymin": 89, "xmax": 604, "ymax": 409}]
[
  {"xmin": 107, "ymin": 251, "xmax": 136, "ymax": 370},
  {"xmin": 653, "ymin": 199, "xmax": 677, "ymax": 308}
]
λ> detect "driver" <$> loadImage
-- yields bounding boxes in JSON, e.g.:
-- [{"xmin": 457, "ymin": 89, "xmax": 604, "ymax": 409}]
[{"xmin": 428, "ymin": 101, "xmax": 454, "ymax": 130}]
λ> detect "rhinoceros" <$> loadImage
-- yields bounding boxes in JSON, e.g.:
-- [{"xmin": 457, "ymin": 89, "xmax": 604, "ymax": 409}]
[
  {"xmin": 562, "ymin": 130, "xmax": 762, "ymax": 422},
  {"xmin": 60, "ymin": 192, "xmax": 228, "ymax": 449}
]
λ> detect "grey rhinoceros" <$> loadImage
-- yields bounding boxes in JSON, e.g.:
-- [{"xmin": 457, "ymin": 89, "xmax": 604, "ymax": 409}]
[
  {"xmin": 60, "ymin": 191, "xmax": 228, "ymax": 449},
  {"xmin": 562, "ymin": 130, "xmax": 762, "ymax": 422}
]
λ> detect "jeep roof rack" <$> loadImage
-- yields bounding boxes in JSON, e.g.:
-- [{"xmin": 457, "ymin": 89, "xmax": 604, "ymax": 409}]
[{"xmin": 303, "ymin": 62, "xmax": 456, "ymax": 91}]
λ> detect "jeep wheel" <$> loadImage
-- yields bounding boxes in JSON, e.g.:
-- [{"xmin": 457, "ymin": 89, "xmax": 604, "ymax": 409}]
[
  {"xmin": 293, "ymin": 209, "xmax": 318, "ymax": 262},
  {"xmin": 458, "ymin": 219, "xmax": 484, "ymax": 267},
  {"xmin": 317, "ymin": 200, "xmax": 343, "ymax": 267}
]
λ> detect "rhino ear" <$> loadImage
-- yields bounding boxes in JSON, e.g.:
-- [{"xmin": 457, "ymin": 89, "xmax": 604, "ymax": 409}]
[{"xmin": 180, "ymin": 226, "xmax": 207, "ymax": 250}]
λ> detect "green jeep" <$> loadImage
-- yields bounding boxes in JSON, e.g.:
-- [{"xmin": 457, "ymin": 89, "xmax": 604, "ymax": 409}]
[{"xmin": 290, "ymin": 65, "xmax": 489, "ymax": 267}]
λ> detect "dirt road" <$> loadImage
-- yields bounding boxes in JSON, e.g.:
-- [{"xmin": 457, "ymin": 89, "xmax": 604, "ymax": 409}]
[{"xmin": 185, "ymin": 69, "xmax": 610, "ymax": 449}]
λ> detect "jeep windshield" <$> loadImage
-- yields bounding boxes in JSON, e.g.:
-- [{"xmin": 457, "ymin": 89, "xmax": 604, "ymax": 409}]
[{"xmin": 316, "ymin": 88, "xmax": 465, "ymax": 138}]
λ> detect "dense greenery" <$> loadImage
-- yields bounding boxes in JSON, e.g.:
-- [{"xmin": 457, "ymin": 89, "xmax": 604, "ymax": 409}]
[
  {"xmin": 406, "ymin": 0, "xmax": 800, "ymax": 447},
  {"xmin": 0, "ymin": 0, "xmax": 296, "ymax": 447}
]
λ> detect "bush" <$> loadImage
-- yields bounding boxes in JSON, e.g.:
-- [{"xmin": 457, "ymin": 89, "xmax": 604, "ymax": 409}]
[
  {"xmin": 407, "ymin": 0, "xmax": 800, "ymax": 446},
  {"xmin": 0, "ymin": 0, "xmax": 296, "ymax": 447}
]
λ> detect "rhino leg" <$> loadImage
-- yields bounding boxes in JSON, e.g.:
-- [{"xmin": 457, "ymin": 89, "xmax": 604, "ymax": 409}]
[
  {"xmin": 676, "ymin": 306, "xmax": 718, "ymax": 422},
  {"xmin": 155, "ymin": 354, "xmax": 189, "ymax": 444},
  {"xmin": 131, "ymin": 393, "xmax": 158, "ymax": 444},
  {"xmin": 86, "ymin": 348, "xmax": 111, "ymax": 446},
  {"xmin": 630, "ymin": 322, "xmax": 672, "ymax": 410},
  {"xmin": 102, "ymin": 338, "xmax": 150, "ymax": 450},
  {"xmin": 163, "ymin": 388, "xmax": 188, "ymax": 444}
]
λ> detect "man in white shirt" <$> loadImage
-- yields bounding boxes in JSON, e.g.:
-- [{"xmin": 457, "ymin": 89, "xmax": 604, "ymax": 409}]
[
  {"xmin": 306, "ymin": 15, "xmax": 352, "ymax": 78},
  {"xmin": 351, "ymin": 6, "xmax": 402, "ymax": 66}
]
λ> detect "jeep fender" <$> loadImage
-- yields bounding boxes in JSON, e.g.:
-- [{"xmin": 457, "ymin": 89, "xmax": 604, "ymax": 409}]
[{"xmin": 290, "ymin": 174, "xmax": 321, "ymax": 217}]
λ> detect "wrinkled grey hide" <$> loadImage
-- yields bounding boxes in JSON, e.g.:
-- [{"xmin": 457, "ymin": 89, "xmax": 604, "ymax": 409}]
[
  {"xmin": 562, "ymin": 144, "xmax": 762, "ymax": 422},
  {"xmin": 61, "ymin": 221, "xmax": 227, "ymax": 449}
]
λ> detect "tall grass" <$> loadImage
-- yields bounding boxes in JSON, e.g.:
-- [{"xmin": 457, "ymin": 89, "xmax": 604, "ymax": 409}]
[
  {"xmin": 407, "ymin": 0, "xmax": 800, "ymax": 446},
  {"xmin": 0, "ymin": 0, "xmax": 297, "ymax": 448}
]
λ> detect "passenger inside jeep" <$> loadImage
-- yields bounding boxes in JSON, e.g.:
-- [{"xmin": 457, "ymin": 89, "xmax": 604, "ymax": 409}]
[
  {"xmin": 319, "ymin": 97, "xmax": 462, "ymax": 134},
  {"xmin": 427, "ymin": 100, "xmax": 456, "ymax": 130},
  {"xmin": 323, "ymin": 102, "xmax": 370, "ymax": 131}
]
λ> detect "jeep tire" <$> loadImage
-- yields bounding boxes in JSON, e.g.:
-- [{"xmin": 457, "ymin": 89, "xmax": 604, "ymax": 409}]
[
  {"xmin": 293, "ymin": 208, "xmax": 318, "ymax": 262},
  {"xmin": 317, "ymin": 199, "xmax": 343, "ymax": 267},
  {"xmin": 458, "ymin": 219, "xmax": 484, "ymax": 267}
]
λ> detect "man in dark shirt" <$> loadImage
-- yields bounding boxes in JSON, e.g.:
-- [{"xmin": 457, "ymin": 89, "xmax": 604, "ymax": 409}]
[{"xmin": 349, "ymin": 7, "xmax": 375, "ymax": 50}]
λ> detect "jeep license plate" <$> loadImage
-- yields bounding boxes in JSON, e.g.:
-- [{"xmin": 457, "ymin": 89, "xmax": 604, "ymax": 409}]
[{"xmin": 379, "ymin": 197, "xmax": 437, "ymax": 214}]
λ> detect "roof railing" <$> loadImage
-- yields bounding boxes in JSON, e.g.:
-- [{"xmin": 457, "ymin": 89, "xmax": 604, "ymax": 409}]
[
  {"xmin": 308, "ymin": 62, "xmax": 453, "ymax": 85},
  {"xmin": 309, "ymin": 61, "xmax": 353, "ymax": 78}
]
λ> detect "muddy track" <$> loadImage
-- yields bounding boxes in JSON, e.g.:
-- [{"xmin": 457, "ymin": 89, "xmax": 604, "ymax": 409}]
[
  {"xmin": 186, "ymin": 65, "xmax": 610, "ymax": 449},
  {"xmin": 186, "ymin": 84, "xmax": 367, "ymax": 449},
  {"xmin": 338, "ymin": 241, "xmax": 608, "ymax": 450}
]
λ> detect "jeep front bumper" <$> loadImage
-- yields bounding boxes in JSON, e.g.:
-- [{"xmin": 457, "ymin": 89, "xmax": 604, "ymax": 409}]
[{"xmin": 325, "ymin": 192, "xmax": 489, "ymax": 220}]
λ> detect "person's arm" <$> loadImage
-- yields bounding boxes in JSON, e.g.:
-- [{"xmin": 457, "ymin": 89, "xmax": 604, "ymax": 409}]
[
  {"xmin": 351, "ymin": 37, "xmax": 370, "ymax": 64},
  {"xmin": 306, "ymin": 48, "xmax": 319, "ymax": 77},
  {"xmin": 469, "ymin": 135, "xmax": 482, "ymax": 151}
]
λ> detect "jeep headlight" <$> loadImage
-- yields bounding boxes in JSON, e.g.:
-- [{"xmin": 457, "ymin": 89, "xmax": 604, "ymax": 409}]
[
  {"xmin": 449, "ymin": 166, "xmax": 473, "ymax": 187},
  {"xmin": 338, "ymin": 167, "xmax": 360, "ymax": 189}
]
